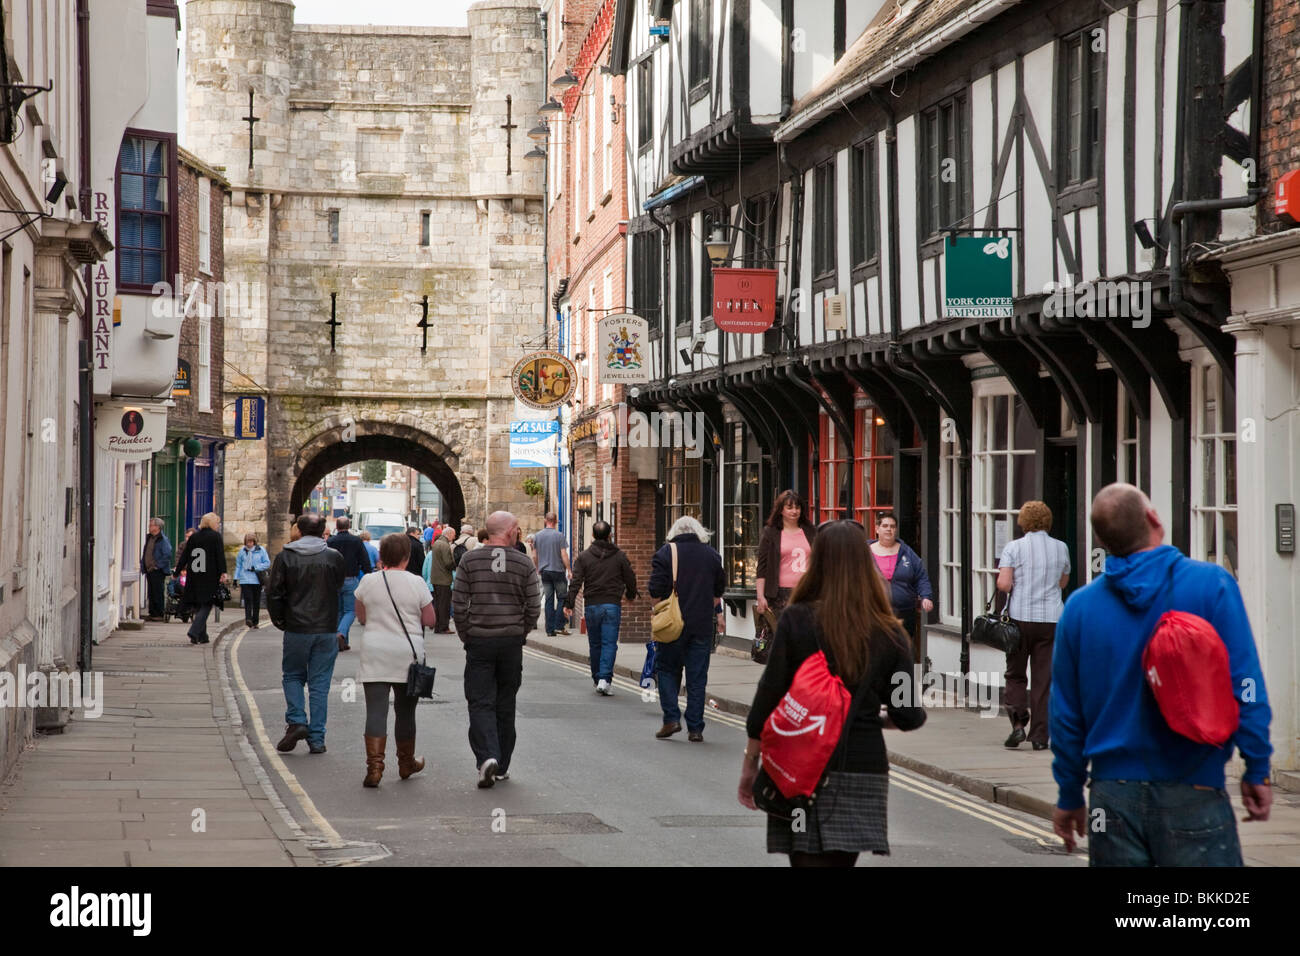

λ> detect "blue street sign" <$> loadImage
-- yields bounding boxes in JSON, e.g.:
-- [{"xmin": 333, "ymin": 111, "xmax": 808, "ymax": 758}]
[
  {"xmin": 234, "ymin": 395, "xmax": 265, "ymax": 440},
  {"xmin": 649, "ymin": 24, "xmax": 670, "ymax": 36}
]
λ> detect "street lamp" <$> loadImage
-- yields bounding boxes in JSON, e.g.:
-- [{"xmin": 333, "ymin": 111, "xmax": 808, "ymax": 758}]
[
  {"xmin": 551, "ymin": 69, "xmax": 579, "ymax": 90},
  {"xmin": 705, "ymin": 221, "xmax": 771, "ymax": 267},
  {"xmin": 539, "ymin": 97, "xmax": 564, "ymax": 114},
  {"xmin": 527, "ymin": 121, "xmax": 550, "ymax": 140},
  {"xmin": 524, "ymin": 145, "xmax": 547, "ymax": 160},
  {"xmin": 575, "ymin": 486, "xmax": 593, "ymax": 515}
]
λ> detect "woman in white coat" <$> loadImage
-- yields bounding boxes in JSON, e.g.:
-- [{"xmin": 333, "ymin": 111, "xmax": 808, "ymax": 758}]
[{"xmin": 353, "ymin": 533, "xmax": 438, "ymax": 787}]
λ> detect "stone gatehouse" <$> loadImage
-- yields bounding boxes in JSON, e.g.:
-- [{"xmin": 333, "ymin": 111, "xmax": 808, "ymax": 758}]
[{"xmin": 184, "ymin": 0, "xmax": 546, "ymax": 552}]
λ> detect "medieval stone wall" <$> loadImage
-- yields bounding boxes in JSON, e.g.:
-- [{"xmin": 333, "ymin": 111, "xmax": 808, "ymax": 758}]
[{"xmin": 185, "ymin": 0, "xmax": 546, "ymax": 554}]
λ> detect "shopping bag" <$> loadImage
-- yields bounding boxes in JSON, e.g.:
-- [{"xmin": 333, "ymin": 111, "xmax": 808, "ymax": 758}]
[{"xmin": 639, "ymin": 641, "xmax": 657, "ymax": 688}]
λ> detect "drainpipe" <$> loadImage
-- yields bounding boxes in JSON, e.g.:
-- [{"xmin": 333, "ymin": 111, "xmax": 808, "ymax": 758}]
[
  {"xmin": 1168, "ymin": 191, "xmax": 1260, "ymax": 331},
  {"xmin": 648, "ymin": 204, "xmax": 672, "ymax": 384},
  {"xmin": 780, "ymin": 0, "xmax": 794, "ymax": 119},
  {"xmin": 77, "ymin": 0, "xmax": 94, "ymax": 671}
]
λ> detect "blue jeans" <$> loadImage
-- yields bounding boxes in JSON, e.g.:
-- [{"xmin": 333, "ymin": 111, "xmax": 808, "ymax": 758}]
[
  {"xmin": 1088, "ymin": 780, "xmax": 1243, "ymax": 867},
  {"xmin": 282, "ymin": 631, "xmax": 339, "ymax": 746},
  {"xmin": 541, "ymin": 571, "xmax": 568, "ymax": 633},
  {"xmin": 655, "ymin": 629, "xmax": 712, "ymax": 733},
  {"xmin": 585, "ymin": 604, "xmax": 621, "ymax": 683},
  {"xmin": 337, "ymin": 576, "xmax": 359, "ymax": 644}
]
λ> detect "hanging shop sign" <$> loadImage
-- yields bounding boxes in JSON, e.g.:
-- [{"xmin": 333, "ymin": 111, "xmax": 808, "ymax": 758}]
[
  {"xmin": 511, "ymin": 350, "xmax": 576, "ymax": 410},
  {"xmin": 173, "ymin": 358, "xmax": 191, "ymax": 397},
  {"xmin": 712, "ymin": 268, "xmax": 778, "ymax": 333},
  {"xmin": 509, "ymin": 419, "xmax": 560, "ymax": 469},
  {"xmin": 233, "ymin": 395, "xmax": 266, "ymax": 440},
  {"xmin": 597, "ymin": 313, "xmax": 649, "ymax": 383},
  {"xmin": 95, "ymin": 402, "xmax": 167, "ymax": 460},
  {"xmin": 944, "ymin": 236, "xmax": 1014, "ymax": 318}
]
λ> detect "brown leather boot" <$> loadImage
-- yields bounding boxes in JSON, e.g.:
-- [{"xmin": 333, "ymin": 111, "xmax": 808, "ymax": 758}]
[
  {"xmin": 363, "ymin": 735, "xmax": 386, "ymax": 788},
  {"xmin": 396, "ymin": 738, "xmax": 425, "ymax": 779}
]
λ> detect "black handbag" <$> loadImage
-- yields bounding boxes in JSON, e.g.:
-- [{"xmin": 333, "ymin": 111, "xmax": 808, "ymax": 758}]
[
  {"xmin": 971, "ymin": 596, "xmax": 1021, "ymax": 655},
  {"xmin": 751, "ymin": 636, "xmax": 875, "ymax": 820},
  {"xmin": 382, "ymin": 571, "xmax": 436, "ymax": 699}
]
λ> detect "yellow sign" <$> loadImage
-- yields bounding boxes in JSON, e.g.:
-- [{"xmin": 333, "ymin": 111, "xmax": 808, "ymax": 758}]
[{"xmin": 511, "ymin": 351, "xmax": 576, "ymax": 411}]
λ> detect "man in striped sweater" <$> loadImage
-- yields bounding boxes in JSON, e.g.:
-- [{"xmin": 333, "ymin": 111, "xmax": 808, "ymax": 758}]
[{"xmin": 452, "ymin": 510, "xmax": 541, "ymax": 788}]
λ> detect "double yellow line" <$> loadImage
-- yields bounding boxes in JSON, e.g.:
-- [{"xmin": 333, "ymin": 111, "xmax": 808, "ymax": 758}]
[{"xmin": 524, "ymin": 647, "xmax": 1069, "ymax": 852}]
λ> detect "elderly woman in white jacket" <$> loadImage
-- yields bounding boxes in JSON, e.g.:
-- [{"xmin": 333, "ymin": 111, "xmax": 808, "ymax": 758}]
[{"xmin": 353, "ymin": 533, "xmax": 438, "ymax": 788}]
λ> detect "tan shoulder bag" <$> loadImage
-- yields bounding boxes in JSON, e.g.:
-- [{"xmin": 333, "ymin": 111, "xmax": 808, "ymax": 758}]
[{"xmin": 651, "ymin": 543, "xmax": 685, "ymax": 644}]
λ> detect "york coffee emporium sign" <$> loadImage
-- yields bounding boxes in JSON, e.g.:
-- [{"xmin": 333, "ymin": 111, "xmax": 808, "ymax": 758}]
[{"xmin": 711, "ymin": 268, "xmax": 778, "ymax": 333}]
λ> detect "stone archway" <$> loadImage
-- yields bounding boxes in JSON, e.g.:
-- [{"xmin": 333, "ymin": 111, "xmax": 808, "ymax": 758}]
[{"xmin": 274, "ymin": 419, "xmax": 472, "ymax": 551}]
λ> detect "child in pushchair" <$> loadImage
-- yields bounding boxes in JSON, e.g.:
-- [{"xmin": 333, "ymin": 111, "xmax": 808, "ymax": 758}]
[{"xmin": 164, "ymin": 571, "xmax": 190, "ymax": 624}]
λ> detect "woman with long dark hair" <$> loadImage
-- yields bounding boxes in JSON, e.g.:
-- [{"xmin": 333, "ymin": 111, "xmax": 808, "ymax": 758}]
[
  {"xmin": 739, "ymin": 520, "xmax": 926, "ymax": 867},
  {"xmin": 754, "ymin": 490, "xmax": 816, "ymax": 617}
]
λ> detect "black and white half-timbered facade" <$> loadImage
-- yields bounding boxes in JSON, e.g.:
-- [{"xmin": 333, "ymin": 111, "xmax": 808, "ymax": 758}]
[{"xmin": 610, "ymin": 0, "xmax": 1296, "ymax": 769}]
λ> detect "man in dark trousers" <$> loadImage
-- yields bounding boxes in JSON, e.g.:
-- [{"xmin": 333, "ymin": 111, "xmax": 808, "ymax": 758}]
[
  {"xmin": 429, "ymin": 525, "xmax": 456, "ymax": 633},
  {"xmin": 564, "ymin": 520, "xmax": 638, "ymax": 695},
  {"xmin": 452, "ymin": 510, "xmax": 541, "ymax": 789},
  {"xmin": 326, "ymin": 516, "xmax": 372, "ymax": 651},
  {"xmin": 405, "ymin": 525, "xmax": 426, "ymax": 578},
  {"xmin": 268, "ymin": 514, "xmax": 346, "ymax": 754},
  {"xmin": 140, "ymin": 517, "xmax": 173, "ymax": 621}
]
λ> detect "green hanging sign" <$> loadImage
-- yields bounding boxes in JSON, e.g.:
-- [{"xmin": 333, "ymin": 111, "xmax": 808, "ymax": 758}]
[{"xmin": 944, "ymin": 236, "xmax": 1014, "ymax": 319}]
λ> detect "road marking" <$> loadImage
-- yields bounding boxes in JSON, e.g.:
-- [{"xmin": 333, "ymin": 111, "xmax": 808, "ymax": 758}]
[
  {"xmin": 521, "ymin": 647, "xmax": 751, "ymax": 729},
  {"xmin": 228, "ymin": 626, "xmax": 346, "ymax": 848},
  {"xmin": 524, "ymin": 645, "xmax": 1065, "ymax": 851}
]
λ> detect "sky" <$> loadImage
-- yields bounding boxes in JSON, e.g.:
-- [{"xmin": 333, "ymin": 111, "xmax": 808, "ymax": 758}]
[{"xmin": 177, "ymin": 1, "xmax": 482, "ymax": 144}]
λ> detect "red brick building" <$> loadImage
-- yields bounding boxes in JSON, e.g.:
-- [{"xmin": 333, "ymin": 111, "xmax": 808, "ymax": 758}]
[{"xmin": 545, "ymin": 0, "xmax": 656, "ymax": 641}]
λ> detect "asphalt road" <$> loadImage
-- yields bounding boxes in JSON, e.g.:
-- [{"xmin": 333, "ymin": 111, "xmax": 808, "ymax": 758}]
[{"xmin": 227, "ymin": 623, "xmax": 1086, "ymax": 867}]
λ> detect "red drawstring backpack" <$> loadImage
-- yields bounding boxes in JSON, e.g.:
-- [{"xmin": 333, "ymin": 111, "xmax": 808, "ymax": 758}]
[
  {"xmin": 1142, "ymin": 610, "xmax": 1240, "ymax": 746},
  {"xmin": 760, "ymin": 650, "xmax": 854, "ymax": 799}
]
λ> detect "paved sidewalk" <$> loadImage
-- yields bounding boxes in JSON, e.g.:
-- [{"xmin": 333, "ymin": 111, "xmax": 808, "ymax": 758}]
[
  {"xmin": 527, "ymin": 631, "xmax": 1300, "ymax": 867},
  {"xmin": 0, "ymin": 619, "xmax": 310, "ymax": 866}
]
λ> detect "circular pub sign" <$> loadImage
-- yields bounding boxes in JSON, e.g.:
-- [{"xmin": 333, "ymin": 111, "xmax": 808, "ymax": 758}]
[{"xmin": 512, "ymin": 350, "xmax": 576, "ymax": 411}]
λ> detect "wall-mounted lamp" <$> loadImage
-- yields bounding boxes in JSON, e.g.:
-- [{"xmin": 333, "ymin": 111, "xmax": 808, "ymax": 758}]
[
  {"xmin": 539, "ymin": 97, "xmax": 564, "ymax": 114},
  {"xmin": 524, "ymin": 145, "xmax": 547, "ymax": 161},
  {"xmin": 527, "ymin": 122, "xmax": 550, "ymax": 141},
  {"xmin": 575, "ymin": 486, "xmax": 594, "ymax": 515},
  {"xmin": 552, "ymin": 69, "xmax": 579, "ymax": 90}
]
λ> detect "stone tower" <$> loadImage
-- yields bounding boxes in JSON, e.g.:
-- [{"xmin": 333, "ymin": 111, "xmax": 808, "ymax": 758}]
[{"xmin": 184, "ymin": 0, "xmax": 546, "ymax": 553}]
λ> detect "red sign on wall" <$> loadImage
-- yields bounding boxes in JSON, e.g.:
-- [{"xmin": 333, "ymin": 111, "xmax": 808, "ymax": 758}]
[{"xmin": 712, "ymin": 268, "xmax": 778, "ymax": 333}]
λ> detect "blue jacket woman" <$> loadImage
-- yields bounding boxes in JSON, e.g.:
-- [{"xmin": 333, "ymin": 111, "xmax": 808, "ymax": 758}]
[
  {"xmin": 868, "ymin": 512, "xmax": 933, "ymax": 638},
  {"xmin": 234, "ymin": 534, "xmax": 271, "ymax": 628}
]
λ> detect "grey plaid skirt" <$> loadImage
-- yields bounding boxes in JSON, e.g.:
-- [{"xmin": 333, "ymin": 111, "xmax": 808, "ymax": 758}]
[{"xmin": 766, "ymin": 771, "xmax": 890, "ymax": 856}]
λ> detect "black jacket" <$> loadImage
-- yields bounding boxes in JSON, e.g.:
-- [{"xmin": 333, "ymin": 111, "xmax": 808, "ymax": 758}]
[
  {"xmin": 405, "ymin": 534, "xmax": 426, "ymax": 577},
  {"xmin": 267, "ymin": 536, "xmax": 346, "ymax": 633},
  {"xmin": 327, "ymin": 530, "xmax": 373, "ymax": 578},
  {"xmin": 565, "ymin": 539, "xmax": 638, "ymax": 609},
  {"xmin": 755, "ymin": 521, "xmax": 817, "ymax": 602},
  {"xmin": 174, "ymin": 527, "xmax": 226, "ymax": 605},
  {"xmin": 648, "ymin": 534, "xmax": 725, "ymax": 636}
]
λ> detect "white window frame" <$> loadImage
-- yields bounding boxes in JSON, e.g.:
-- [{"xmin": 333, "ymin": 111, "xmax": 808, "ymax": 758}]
[
  {"xmin": 971, "ymin": 378, "xmax": 1036, "ymax": 613},
  {"xmin": 602, "ymin": 269, "xmax": 614, "ymax": 403},
  {"xmin": 1117, "ymin": 379, "xmax": 1143, "ymax": 492},
  {"xmin": 602, "ymin": 72, "xmax": 613, "ymax": 195},
  {"xmin": 197, "ymin": 176, "xmax": 212, "ymax": 275},
  {"xmin": 588, "ymin": 281, "xmax": 597, "ymax": 404},
  {"xmin": 1190, "ymin": 358, "xmax": 1237, "ymax": 575},
  {"xmin": 587, "ymin": 83, "xmax": 597, "ymax": 213},
  {"xmin": 938, "ymin": 423, "xmax": 962, "ymax": 626},
  {"xmin": 197, "ymin": 305, "xmax": 212, "ymax": 413}
]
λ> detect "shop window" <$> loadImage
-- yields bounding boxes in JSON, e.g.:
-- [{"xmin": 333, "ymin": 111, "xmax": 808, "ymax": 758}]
[
  {"xmin": 853, "ymin": 401, "xmax": 894, "ymax": 529},
  {"xmin": 1192, "ymin": 364, "xmax": 1237, "ymax": 576},
  {"xmin": 724, "ymin": 422, "xmax": 760, "ymax": 589},
  {"xmin": 938, "ymin": 428, "xmax": 963, "ymax": 625},
  {"xmin": 972, "ymin": 390, "xmax": 1038, "ymax": 610},
  {"xmin": 663, "ymin": 446, "xmax": 702, "ymax": 529},
  {"xmin": 1117, "ymin": 381, "xmax": 1143, "ymax": 491}
]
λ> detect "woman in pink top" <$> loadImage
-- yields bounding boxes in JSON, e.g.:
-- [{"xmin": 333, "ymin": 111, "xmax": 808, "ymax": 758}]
[{"xmin": 755, "ymin": 490, "xmax": 817, "ymax": 616}]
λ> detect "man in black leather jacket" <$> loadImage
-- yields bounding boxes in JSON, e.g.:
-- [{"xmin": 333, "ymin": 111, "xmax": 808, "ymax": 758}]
[{"xmin": 268, "ymin": 514, "xmax": 346, "ymax": 754}]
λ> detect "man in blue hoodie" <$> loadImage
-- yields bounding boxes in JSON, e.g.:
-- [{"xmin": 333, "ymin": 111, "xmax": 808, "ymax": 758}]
[{"xmin": 1050, "ymin": 483, "xmax": 1272, "ymax": 865}]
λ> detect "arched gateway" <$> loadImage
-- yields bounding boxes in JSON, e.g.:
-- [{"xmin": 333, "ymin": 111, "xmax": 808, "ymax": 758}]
[{"xmin": 184, "ymin": 0, "xmax": 549, "ymax": 556}]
